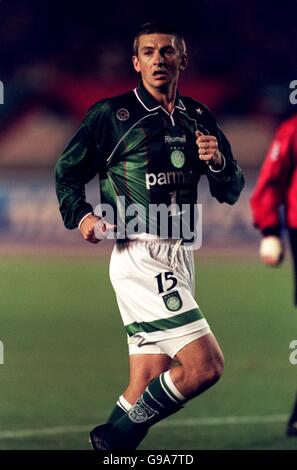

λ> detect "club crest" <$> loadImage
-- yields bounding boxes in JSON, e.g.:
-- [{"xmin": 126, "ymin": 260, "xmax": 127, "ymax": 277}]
[
  {"xmin": 128, "ymin": 398, "xmax": 156, "ymax": 423},
  {"xmin": 162, "ymin": 291, "xmax": 183, "ymax": 311},
  {"xmin": 116, "ymin": 108, "xmax": 130, "ymax": 121},
  {"xmin": 170, "ymin": 150, "xmax": 185, "ymax": 168}
]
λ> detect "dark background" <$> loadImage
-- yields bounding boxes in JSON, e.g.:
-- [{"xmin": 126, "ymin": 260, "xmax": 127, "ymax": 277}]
[
  {"xmin": 0, "ymin": 0, "xmax": 296, "ymax": 241},
  {"xmin": 1, "ymin": 0, "xmax": 296, "ymax": 126}
]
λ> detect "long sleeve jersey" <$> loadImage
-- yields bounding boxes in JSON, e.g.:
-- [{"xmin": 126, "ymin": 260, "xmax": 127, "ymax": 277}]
[
  {"xmin": 55, "ymin": 81, "xmax": 244, "ymax": 237},
  {"xmin": 250, "ymin": 115, "xmax": 297, "ymax": 234}
]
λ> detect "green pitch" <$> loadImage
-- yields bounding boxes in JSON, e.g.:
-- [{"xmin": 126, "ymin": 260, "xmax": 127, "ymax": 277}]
[{"xmin": 0, "ymin": 253, "xmax": 296, "ymax": 450}]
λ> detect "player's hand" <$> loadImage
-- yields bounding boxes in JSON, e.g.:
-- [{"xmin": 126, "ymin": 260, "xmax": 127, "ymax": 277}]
[
  {"xmin": 195, "ymin": 131, "xmax": 223, "ymax": 170},
  {"xmin": 79, "ymin": 214, "xmax": 101, "ymax": 243},
  {"xmin": 79, "ymin": 215, "xmax": 116, "ymax": 243},
  {"xmin": 259, "ymin": 236, "xmax": 284, "ymax": 266},
  {"xmin": 93, "ymin": 219, "xmax": 116, "ymax": 240}
]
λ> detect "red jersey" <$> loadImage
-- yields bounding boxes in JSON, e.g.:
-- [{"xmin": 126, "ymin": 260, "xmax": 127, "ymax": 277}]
[{"xmin": 250, "ymin": 115, "xmax": 297, "ymax": 231}]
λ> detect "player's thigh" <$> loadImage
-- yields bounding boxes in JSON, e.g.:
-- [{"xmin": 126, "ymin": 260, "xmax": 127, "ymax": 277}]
[{"xmin": 174, "ymin": 332, "xmax": 224, "ymax": 374}]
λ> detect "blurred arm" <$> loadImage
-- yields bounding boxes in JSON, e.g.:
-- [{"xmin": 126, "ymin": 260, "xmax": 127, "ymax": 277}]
[{"xmin": 250, "ymin": 123, "xmax": 293, "ymax": 233}]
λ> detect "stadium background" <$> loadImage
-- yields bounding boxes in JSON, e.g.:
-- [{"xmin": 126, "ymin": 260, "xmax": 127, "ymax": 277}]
[{"xmin": 0, "ymin": 0, "xmax": 297, "ymax": 450}]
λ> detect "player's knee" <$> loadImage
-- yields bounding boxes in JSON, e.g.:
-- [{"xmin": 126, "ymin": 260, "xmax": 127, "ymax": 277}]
[
  {"xmin": 207, "ymin": 348, "xmax": 224, "ymax": 382},
  {"xmin": 207, "ymin": 352, "xmax": 224, "ymax": 384},
  {"xmin": 199, "ymin": 357, "xmax": 223, "ymax": 388},
  {"xmin": 184, "ymin": 352, "xmax": 224, "ymax": 397}
]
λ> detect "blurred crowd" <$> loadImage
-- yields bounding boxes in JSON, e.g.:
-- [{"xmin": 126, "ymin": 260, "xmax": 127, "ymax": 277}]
[{"xmin": 0, "ymin": 0, "xmax": 296, "ymax": 169}]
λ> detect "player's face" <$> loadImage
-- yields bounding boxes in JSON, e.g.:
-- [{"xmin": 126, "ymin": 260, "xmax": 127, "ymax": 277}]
[{"xmin": 133, "ymin": 33, "xmax": 187, "ymax": 91}]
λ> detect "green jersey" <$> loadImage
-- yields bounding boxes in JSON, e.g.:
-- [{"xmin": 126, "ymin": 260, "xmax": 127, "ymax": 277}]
[{"xmin": 55, "ymin": 81, "xmax": 244, "ymax": 237}]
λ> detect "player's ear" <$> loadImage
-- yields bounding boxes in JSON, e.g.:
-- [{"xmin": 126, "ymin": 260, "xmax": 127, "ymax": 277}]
[
  {"xmin": 179, "ymin": 53, "xmax": 188, "ymax": 71},
  {"xmin": 132, "ymin": 55, "xmax": 140, "ymax": 73}
]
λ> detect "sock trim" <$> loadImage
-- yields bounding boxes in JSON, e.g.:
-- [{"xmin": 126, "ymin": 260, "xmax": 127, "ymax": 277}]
[
  {"xmin": 163, "ymin": 371, "xmax": 186, "ymax": 402},
  {"xmin": 145, "ymin": 387, "xmax": 165, "ymax": 408},
  {"xmin": 116, "ymin": 400, "xmax": 126, "ymax": 412},
  {"xmin": 118, "ymin": 395, "xmax": 132, "ymax": 412},
  {"xmin": 159, "ymin": 373, "xmax": 179, "ymax": 404}
]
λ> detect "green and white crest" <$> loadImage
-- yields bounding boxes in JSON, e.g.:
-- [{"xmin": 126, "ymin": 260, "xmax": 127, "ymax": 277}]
[
  {"xmin": 128, "ymin": 397, "xmax": 156, "ymax": 423},
  {"xmin": 162, "ymin": 291, "xmax": 183, "ymax": 311},
  {"xmin": 170, "ymin": 150, "xmax": 185, "ymax": 168}
]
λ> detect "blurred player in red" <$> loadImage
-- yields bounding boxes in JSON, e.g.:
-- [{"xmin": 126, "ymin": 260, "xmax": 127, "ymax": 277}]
[{"xmin": 250, "ymin": 113, "xmax": 297, "ymax": 436}]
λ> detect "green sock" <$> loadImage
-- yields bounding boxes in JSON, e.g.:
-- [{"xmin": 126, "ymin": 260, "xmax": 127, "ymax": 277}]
[
  {"xmin": 107, "ymin": 371, "xmax": 186, "ymax": 450},
  {"xmin": 106, "ymin": 395, "xmax": 132, "ymax": 423}
]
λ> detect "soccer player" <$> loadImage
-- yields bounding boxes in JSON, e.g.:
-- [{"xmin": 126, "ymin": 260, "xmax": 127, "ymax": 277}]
[
  {"xmin": 250, "ymin": 113, "xmax": 297, "ymax": 437},
  {"xmin": 55, "ymin": 20, "xmax": 244, "ymax": 450}
]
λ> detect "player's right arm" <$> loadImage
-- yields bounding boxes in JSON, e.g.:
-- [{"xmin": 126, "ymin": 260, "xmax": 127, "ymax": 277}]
[
  {"xmin": 250, "ymin": 121, "xmax": 294, "ymax": 265},
  {"xmin": 79, "ymin": 214, "xmax": 116, "ymax": 244},
  {"xmin": 250, "ymin": 123, "xmax": 293, "ymax": 233},
  {"xmin": 79, "ymin": 214, "xmax": 101, "ymax": 244},
  {"xmin": 55, "ymin": 102, "xmax": 109, "ymax": 239}
]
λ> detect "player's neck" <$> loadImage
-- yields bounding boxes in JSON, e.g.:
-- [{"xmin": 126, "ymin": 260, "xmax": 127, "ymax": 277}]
[{"xmin": 144, "ymin": 81, "xmax": 178, "ymax": 114}]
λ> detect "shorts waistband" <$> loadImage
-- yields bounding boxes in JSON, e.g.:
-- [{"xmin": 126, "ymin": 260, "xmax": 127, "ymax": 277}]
[{"xmin": 116, "ymin": 235, "xmax": 182, "ymax": 247}]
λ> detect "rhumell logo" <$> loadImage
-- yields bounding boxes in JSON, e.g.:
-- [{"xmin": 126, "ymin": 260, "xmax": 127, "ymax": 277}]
[{"xmin": 164, "ymin": 135, "xmax": 186, "ymax": 144}]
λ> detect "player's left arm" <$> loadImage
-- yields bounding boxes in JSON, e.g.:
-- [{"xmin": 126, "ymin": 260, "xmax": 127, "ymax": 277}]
[
  {"xmin": 250, "ymin": 122, "xmax": 293, "ymax": 266},
  {"xmin": 196, "ymin": 130, "xmax": 224, "ymax": 170},
  {"xmin": 250, "ymin": 123, "xmax": 293, "ymax": 232},
  {"xmin": 197, "ymin": 111, "xmax": 245, "ymax": 205}
]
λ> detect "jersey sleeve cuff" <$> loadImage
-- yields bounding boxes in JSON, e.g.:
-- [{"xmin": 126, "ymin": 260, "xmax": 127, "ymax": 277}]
[
  {"xmin": 78, "ymin": 212, "xmax": 93, "ymax": 229},
  {"xmin": 76, "ymin": 207, "xmax": 94, "ymax": 229},
  {"xmin": 209, "ymin": 153, "xmax": 226, "ymax": 173},
  {"xmin": 262, "ymin": 226, "xmax": 281, "ymax": 237}
]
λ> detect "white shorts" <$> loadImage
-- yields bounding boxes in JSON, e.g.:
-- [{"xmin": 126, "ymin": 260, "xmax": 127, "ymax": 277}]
[
  {"xmin": 109, "ymin": 238, "xmax": 210, "ymax": 357},
  {"xmin": 128, "ymin": 327, "xmax": 211, "ymax": 358}
]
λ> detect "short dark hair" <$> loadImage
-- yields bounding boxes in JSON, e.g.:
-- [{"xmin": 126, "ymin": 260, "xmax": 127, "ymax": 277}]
[{"xmin": 133, "ymin": 20, "xmax": 186, "ymax": 56}]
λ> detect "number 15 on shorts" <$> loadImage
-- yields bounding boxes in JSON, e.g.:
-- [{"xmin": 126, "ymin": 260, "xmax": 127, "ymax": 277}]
[{"xmin": 155, "ymin": 271, "xmax": 177, "ymax": 294}]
